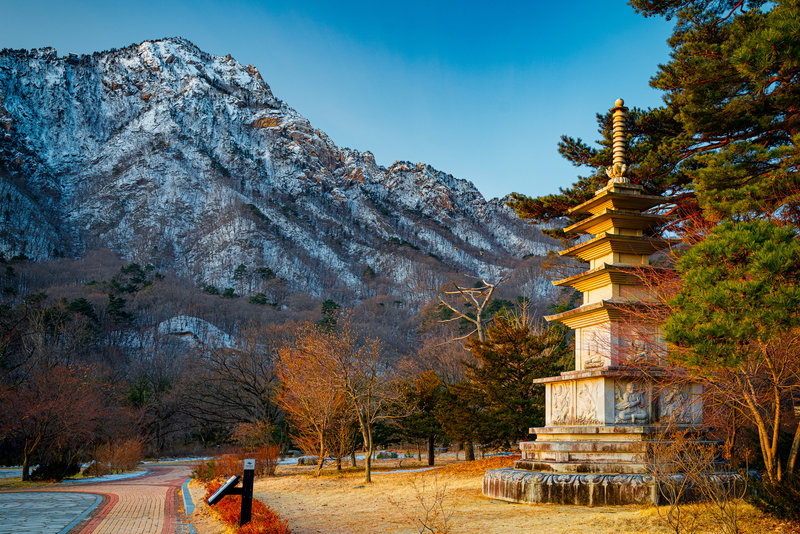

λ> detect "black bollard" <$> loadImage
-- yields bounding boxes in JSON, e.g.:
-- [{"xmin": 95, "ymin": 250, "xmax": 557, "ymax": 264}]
[{"xmin": 240, "ymin": 458, "xmax": 255, "ymax": 526}]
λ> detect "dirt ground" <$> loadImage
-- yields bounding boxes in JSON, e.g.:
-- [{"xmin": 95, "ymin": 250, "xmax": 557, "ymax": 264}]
[{"xmin": 187, "ymin": 455, "xmax": 798, "ymax": 534}]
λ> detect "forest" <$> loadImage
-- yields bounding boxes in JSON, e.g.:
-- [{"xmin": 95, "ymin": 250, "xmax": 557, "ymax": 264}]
[{"xmin": 0, "ymin": 246, "xmax": 573, "ymax": 483}]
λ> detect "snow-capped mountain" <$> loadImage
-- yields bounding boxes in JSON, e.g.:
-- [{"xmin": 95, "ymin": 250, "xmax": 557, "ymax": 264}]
[{"xmin": 0, "ymin": 38, "xmax": 553, "ymax": 302}]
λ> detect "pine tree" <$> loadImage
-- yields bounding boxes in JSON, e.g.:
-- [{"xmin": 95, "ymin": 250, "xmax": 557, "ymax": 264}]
[
  {"xmin": 663, "ymin": 220, "xmax": 800, "ymax": 480},
  {"xmin": 396, "ymin": 371, "xmax": 444, "ymax": 466},
  {"xmin": 463, "ymin": 313, "xmax": 569, "ymax": 448}
]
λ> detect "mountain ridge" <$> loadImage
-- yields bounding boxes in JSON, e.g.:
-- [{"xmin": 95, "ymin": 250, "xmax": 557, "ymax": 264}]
[{"xmin": 0, "ymin": 37, "xmax": 555, "ymax": 304}]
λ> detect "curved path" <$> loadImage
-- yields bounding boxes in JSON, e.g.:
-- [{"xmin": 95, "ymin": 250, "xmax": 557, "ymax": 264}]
[{"xmin": 0, "ymin": 464, "xmax": 196, "ymax": 534}]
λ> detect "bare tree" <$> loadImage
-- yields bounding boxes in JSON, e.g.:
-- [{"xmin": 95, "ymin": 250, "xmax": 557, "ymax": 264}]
[
  {"xmin": 328, "ymin": 318, "xmax": 394, "ymax": 483},
  {"xmin": 277, "ymin": 318, "xmax": 395, "ymax": 482},
  {"xmin": 648, "ymin": 426, "xmax": 747, "ymax": 534},
  {"xmin": 180, "ymin": 321, "xmax": 287, "ymax": 443},
  {"xmin": 437, "ymin": 277, "xmax": 508, "ymax": 342},
  {"xmin": 275, "ymin": 323, "xmax": 342, "ymax": 476}
]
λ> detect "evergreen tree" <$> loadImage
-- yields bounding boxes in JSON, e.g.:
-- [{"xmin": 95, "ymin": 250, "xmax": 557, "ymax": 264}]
[
  {"xmin": 463, "ymin": 313, "xmax": 569, "ymax": 448},
  {"xmin": 318, "ymin": 299, "xmax": 340, "ymax": 330},
  {"xmin": 664, "ymin": 220, "xmax": 800, "ymax": 480},
  {"xmin": 396, "ymin": 371, "xmax": 444, "ymax": 465}
]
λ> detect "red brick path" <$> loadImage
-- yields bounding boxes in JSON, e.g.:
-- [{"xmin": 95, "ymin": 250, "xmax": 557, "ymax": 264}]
[{"xmin": 62, "ymin": 464, "xmax": 193, "ymax": 534}]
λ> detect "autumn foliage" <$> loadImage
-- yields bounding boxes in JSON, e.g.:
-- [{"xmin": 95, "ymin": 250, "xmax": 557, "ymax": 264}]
[
  {"xmin": 192, "ymin": 446, "xmax": 280, "ymax": 481},
  {"xmin": 204, "ymin": 480, "xmax": 290, "ymax": 534}
]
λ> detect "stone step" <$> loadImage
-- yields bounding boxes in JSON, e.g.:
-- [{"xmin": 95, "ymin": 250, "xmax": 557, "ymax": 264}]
[
  {"xmin": 520, "ymin": 440, "xmax": 648, "ymax": 454},
  {"xmin": 528, "ymin": 424, "xmax": 705, "ymax": 439},
  {"xmin": 513, "ymin": 459, "xmax": 649, "ymax": 474},
  {"xmin": 524, "ymin": 450, "xmax": 646, "ymax": 465}
]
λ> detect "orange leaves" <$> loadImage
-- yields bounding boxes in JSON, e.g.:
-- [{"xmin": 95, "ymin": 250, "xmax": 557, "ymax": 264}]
[{"xmin": 204, "ymin": 480, "xmax": 290, "ymax": 534}]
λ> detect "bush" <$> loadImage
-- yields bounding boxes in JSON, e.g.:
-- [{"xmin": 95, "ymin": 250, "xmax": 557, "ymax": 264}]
[
  {"xmin": 82, "ymin": 461, "xmax": 112, "ymax": 478},
  {"xmin": 204, "ymin": 480, "xmax": 291, "ymax": 534},
  {"xmin": 93, "ymin": 438, "xmax": 145, "ymax": 473},
  {"xmin": 192, "ymin": 446, "xmax": 280, "ymax": 481},
  {"xmin": 749, "ymin": 473, "xmax": 800, "ymax": 522},
  {"xmin": 192, "ymin": 459, "xmax": 218, "ymax": 482},
  {"xmin": 30, "ymin": 461, "xmax": 81, "ymax": 481}
]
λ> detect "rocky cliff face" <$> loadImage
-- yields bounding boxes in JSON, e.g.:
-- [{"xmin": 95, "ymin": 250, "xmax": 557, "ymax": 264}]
[{"xmin": 0, "ymin": 38, "xmax": 554, "ymax": 303}]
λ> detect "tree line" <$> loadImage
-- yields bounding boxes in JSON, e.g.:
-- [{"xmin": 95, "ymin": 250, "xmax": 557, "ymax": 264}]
[{"xmin": 0, "ymin": 254, "xmax": 571, "ymax": 482}]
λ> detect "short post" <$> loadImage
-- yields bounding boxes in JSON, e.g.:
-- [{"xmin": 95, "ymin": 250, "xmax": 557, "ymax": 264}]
[
  {"xmin": 240, "ymin": 458, "xmax": 255, "ymax": 526},
  {"xmin": 206, "ymin": 459, "xmax": 256, "ymax": 527}
]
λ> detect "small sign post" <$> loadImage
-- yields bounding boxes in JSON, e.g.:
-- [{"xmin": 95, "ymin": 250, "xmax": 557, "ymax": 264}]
[
  {"xmin": 205, "ymin": 459, "xmax": 256, "ymax": 527},
  {"xmin": 240, "ymin": 458, "xmax": 255, "ymax": 526}
]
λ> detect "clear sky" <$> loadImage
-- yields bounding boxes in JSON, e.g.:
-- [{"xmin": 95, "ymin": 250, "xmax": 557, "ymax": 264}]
[{"xmin": 0, "ymin": 0, "xmax": 673, "ymax": 200}]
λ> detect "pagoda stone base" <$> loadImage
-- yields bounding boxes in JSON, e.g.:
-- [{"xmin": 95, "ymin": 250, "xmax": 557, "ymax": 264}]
[
  {"xmin": 483, "ymin": 468, "xmax": 658, "ymax": 505},
  {"xmin": 482, "ymin": 424, "xmax": 730, "ymax": 505},
  {"xmin": 483, "ymin": 467, "xmax": 742, "ymax": 506}
]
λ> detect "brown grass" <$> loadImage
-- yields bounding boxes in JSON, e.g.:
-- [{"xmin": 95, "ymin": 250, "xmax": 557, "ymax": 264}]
[{"xmin": 190, "ymin": 456, "xmax": 797, "ymax": 534}]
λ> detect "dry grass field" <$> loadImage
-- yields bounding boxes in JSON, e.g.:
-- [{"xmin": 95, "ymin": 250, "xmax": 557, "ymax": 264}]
[{"xmin": 187, "ymin": 455, "xmax": 798, "ymax": 534}]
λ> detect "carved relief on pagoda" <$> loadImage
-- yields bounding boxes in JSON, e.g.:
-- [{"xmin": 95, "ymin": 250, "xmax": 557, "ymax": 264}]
[
  {"xmin": 551, "ymin": 383, "xmax": 572, "ymax": 425},
  {"xmin": 577, "ymin": 325, "xmax": 611, "ymax": 370},
  {"xmin": 575, "ymin": 380, "xmax": 600, "ymax": 424},
  {"xmin": 615, "ymin": 325, "xmax": 668, "ymax": 366},
  {"xmin": 659, "ymin": 387, "xmax": 690, "ymax": 423},
  {"xmin": 614, "ymin": 380, "xmax": 650, "ymax": 424},
  {"xmin": 658, "ymin": 384, "xmax": 702, "ymax": 424}
]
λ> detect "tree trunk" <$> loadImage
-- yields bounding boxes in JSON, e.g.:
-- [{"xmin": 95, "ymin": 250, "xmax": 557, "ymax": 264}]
[
  {"xmin": 22, "ymin": 455, "xmax": 30, "ymax": 481},
  {"xmin": 336, "ymin": 457, "xmax": 342, "ymax": 471},
  {"xmin": 350, "ymin": 450, "xmax": 357, "ymax": 468},
  {"xmin": 417, "ymin": 441, "xmax": 421, "ymax": 462},
  {"xmin": 364, "ymin": 446, "xmax": 372, "ymax": 483},
  {"xmin": 427, "ymin": 435, "xmax": 435, "ymax": 466},
  {"xmin": 466, "ymin": 441, "xmax": 475, "ymax": 461},
  {"xmin": 315, "ymin": 438, "xmax": 325, "ymax": 476}
]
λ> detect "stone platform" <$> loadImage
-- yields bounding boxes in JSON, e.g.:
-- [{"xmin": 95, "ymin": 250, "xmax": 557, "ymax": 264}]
[
  {"xmin": 484, "ymin": 424, "xmax": 728, "ymax": 505},
  {"xmin": 483, "ymin": 468, "xmax": 657, "ymax": 505}
]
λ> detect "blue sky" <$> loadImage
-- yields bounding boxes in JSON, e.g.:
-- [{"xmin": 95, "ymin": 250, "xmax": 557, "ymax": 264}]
[{"xmin": 1, "ymin": 0, "xmax": 674, "ymax": 200}]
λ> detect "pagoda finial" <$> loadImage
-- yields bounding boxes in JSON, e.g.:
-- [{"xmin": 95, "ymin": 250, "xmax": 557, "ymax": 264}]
[{"xmin": 605, "ymin": 98, "xmax": 629, "ymax": 185}]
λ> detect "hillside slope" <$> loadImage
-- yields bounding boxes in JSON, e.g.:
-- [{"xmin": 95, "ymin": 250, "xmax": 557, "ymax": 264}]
[{"xmin": 0, "ymin": 38, "xmax": 554, "ymax": 303}]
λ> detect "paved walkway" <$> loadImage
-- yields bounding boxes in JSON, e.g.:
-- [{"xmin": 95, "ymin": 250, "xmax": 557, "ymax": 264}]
[
  {"xmin": 0, "ymin": 464, "xmax": 196, "ymax": 534},
  {"xmin": 0, "ymin": 492, "xmax": 101, "ymax": 533}
]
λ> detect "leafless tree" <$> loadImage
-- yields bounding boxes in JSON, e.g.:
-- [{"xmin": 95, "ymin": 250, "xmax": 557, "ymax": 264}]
[
  {"xmin": 275, "ymin": 323, "xmax": 342, "ymax": 475},
  {"xmin": 327, "ymin": 317, "xmax": 395, "ymax": 483},
  {"xmin": 437, "ymin": 276, "xmax": 508, "ymax": 342}
]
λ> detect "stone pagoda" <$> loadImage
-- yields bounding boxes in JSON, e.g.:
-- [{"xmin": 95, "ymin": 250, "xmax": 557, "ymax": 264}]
[{"xmin": 483, "ymin": 99, "xmax": 702, "ymax": 506}]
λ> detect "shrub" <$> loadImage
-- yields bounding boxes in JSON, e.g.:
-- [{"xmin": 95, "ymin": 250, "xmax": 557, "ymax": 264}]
[
  {"xmin": 31, "ymin": 461, "xmax": 81, "ymax": 481},
  {"xmin": 192, "ymin": 446, "xmax": 279, "ymax": 481},
  {"xmin": 82, "ymin": 461, "xmax": 112, "ymax": 478},
  {"xmin": 192, "ymin": 459, "xmax": 217, "ymax": 482},
  {"xmin": 93, "ymin": 438, "xmax": 144, "ymax": 473},
  {"xmin": 204, "ymin": 481, "xmax": 291, "ymax": 534}
]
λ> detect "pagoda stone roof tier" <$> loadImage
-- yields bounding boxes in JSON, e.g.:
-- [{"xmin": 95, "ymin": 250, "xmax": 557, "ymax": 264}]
[
  {"xmin": 564, "ymin": 209, "xmax": 667, "ymax": 236},
  {"xmin": 559, "ymin": 232, "xmax": 678, "ymax": 262},
  {"xmin": 553, "ymin": 263, "xmax": 672, "ymax": 292},
  {"xmin": 544, "ymin": 298, "xmax": 656, "ymax": 328},
  {"xmin": 568, "ymin": 183, "xmax": 668, "ymax": 217}
]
